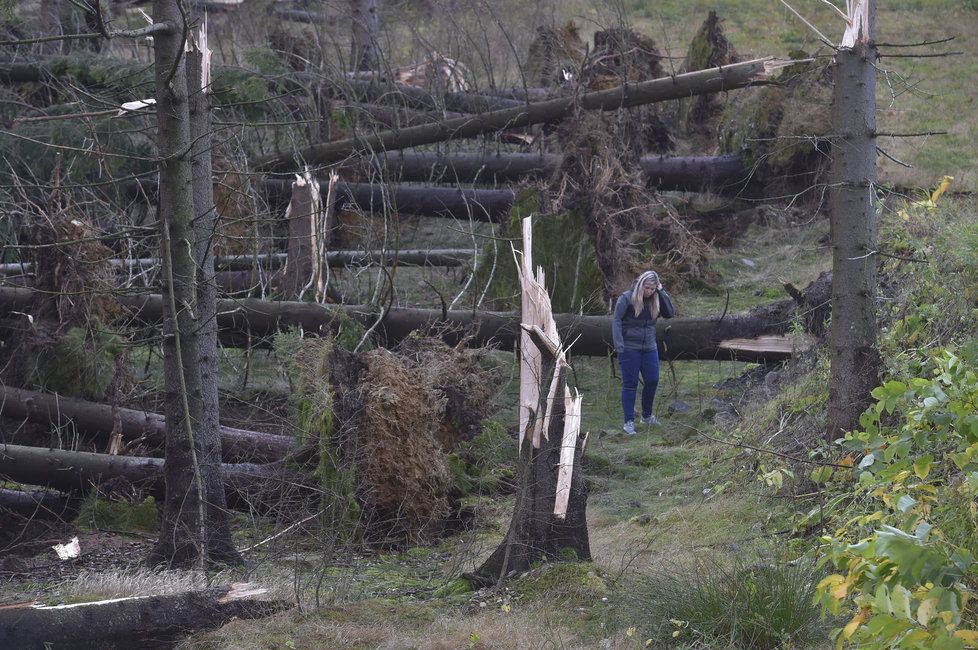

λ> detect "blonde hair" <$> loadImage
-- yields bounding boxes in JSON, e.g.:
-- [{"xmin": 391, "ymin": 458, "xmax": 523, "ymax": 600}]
[{"xmin": 630, "ymin": 271, "xmax": 660, "ymax": 319}]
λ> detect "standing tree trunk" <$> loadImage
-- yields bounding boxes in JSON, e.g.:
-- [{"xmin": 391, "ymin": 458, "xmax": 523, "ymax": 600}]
[
  {"xmin": 147, "ymin": 5, "xmax": 240, "ymax": 568},
  {"xmin": 350, "ymin": 0, "xmax": 380, "ymax": 71},
  {"xmin": 38, "ymin": 0, "xmax": 64, "ymax": 56},
  {"xmin": 827, "ymin": 0, "xmax": 881, "ymax": 441}
]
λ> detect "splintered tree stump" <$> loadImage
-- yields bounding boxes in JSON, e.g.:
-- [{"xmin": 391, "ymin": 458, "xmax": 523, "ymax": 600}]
[
  {"xmin": 471, "ymin": 364, "xmax": 591, "ymax": 586},
  {"xmin": 471, "ymin": 217, "xmax": 590, "ymax": 586}
]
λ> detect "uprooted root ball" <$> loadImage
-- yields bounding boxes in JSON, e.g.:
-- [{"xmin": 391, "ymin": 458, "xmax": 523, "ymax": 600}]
[{"xmin": 357, "ymin": 348, "xmax": 453, "ymax": 546}]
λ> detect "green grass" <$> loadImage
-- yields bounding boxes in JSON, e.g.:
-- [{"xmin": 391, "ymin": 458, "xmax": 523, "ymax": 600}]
[
  {"xmin": 633, "ymin": 552, "xmax": 825, "ymax": 649},
  {"xmin": 623, "ymin": 1, "xmax": 978, "ymax": 191}
]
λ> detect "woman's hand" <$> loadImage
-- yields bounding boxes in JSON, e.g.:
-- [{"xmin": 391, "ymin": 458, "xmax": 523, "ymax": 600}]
[{"xmin": 657, "ymin": 283, "xmax": 663, "ymax": 291}]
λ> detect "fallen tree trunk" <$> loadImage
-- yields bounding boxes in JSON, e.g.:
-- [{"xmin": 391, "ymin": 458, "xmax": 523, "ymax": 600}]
[
  {"xmin": 326, "ymin": 181, "xmax": 515, "ymax": 222},
  {"xmin": 0, "ymin": 386, "xmax": 293, "ymax": 463},
  {"xmin": 0, "ymin": 444, "xmax": 302, "ymax": 509},
  {"xmin": 339, "ymin": 152, "xmax": 747, "ymax": 190},
  {"xmin": 0, "ymin": 249, "xmax": 474, "ymax": 277},
  {"xmin": 0, "ymin": 486, "xmax": 75, "ymax": 520},
  {"xmin": 0, "ymin": 583, "xmax": 291, "ymax": 648},
  {"xmin": 256, "ymin": 58, "xmax": 786, "ymax": 172},
  {"xmin": 0, "ymin": 275, "xmax": 830, "ymax": 361}
]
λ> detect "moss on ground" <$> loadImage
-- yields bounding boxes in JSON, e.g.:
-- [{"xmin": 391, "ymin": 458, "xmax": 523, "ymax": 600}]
[{"xmin": 75, "ymin": 496, "xmax": 158, "ymax": 535}]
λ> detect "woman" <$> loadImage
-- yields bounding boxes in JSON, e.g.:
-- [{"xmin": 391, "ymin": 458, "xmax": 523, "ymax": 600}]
[{"xmin": 612, "ymin": 270, "xmax": 675, "ymax": 435}]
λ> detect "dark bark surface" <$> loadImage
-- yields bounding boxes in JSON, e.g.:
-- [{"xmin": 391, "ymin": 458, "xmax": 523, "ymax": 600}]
[
  {"xmin": 0, "ymin": 584, "xmax": 291, "ymax": 649},
  {"xmin": 147, "ymin": 4, "xmax": 238, "ymax": 568},
  {"xmin": 827, "ymin": 9, "xmax": 881, "ymax": 441},
  {"xmin": 349, "ymin": 0, "xmax": 380, "ymax": 71},
  {"xmin": 0, "ymin": 385, "xmax": 293, "ymax": 463},
  {"xmin": 0, "ymin": 486, "xmax": 76, "ymax": 521},
  {"xmin": 0, "ymin": 444, "xmax": 301, "ymax": 510}
]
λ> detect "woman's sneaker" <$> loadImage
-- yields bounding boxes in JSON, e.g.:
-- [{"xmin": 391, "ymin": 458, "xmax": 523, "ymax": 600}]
[
  {"xmin": 640, "ymin": 414, "xmax": 661, "ymax": 426},
  {"xmin": 623, "ymin": 421, "xmax": 637, "ymax": 435}
]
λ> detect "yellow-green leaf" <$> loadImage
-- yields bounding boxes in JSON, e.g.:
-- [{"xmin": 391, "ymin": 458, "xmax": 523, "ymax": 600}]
[
  {"xmin": 914, "ymin": 456, "xmax": 934, "ymax": 480},
  {"xmin": 842, "ymin": 608, "xmax": 869, "ymax": 640}
]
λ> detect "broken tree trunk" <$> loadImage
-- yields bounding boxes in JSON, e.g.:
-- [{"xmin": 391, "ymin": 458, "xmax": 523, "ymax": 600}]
[
  {"xmin": 0, "ymin": 583, "xmax": 291, "ymax": 648},
  {"xmin": 0, "ymin": 385, "xmax": 293, "ymax": 463},
  {"xmin": 255, "ymin": 58, "xmax": 787, "ymax": 172},
  {"xmin": 472, "ymin": 216, "xmax": 589, "ymax": 586},
  {"xmin": 827, "ymin": 0, "xmax": 881, "ymax": 441},
  {"xmin": 0, "ymin": 443, "xmax": 302, "ymax": 510},
  {"xmin": 281, "ymin": 171, "xmax": 336, "ymax": 301},
  {"xmin": 149, "ymin": 10, "xmax": 239, "ymax": 568},
  {"xmin": 0, "ymin": 273, "xmax": 830, "ymax": 360}
]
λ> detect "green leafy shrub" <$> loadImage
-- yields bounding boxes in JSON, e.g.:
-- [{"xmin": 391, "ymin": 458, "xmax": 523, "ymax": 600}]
[
  {"xmin": 816, "ymin": 345, "xmax": 978, "ymax": 648},
  {"xmin": 636, "ymin": 553, "xmax": 822, "ymax": 649}
]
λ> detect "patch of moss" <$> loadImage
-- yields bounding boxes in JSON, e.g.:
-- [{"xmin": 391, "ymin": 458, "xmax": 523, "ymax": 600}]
[
  {"xmin": 512, "ymin": 561, "xmax": 610, "ymax": 604},
  {"xmin": 433, "ymin": 576, "xmax": 473, "ymax": 597},
  {"xmin": 76, "ymin": 495, "xmax": 158, "ymax": 534},
  {"xmin": 404, "ymin": 546, "xmax": 433, "ymax": 561}
]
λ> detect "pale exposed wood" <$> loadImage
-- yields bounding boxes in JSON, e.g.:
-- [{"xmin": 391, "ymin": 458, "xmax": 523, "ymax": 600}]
[
  {"xmin": 554, "ymin": 387, "xmax": 583, "ymax": 520},
  {"xmin": 842, "ymin": 0, "xmax": 872, "ymax": 48},
  {"xmin": 517, "ymin": 218, "xmax": 540, "ymax": 450},
  {"xmin": 717, "ymin": 334, "xmax": 815, "ymax": 355},
  {"xmin": 281, "ymin": 171, "xmax": 324, "ymax": 300}
]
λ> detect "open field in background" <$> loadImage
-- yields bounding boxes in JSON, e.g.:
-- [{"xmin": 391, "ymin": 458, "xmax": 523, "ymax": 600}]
[{"xmin": 620, "ymin": 0, "xmax": 978, "ymax": 191}]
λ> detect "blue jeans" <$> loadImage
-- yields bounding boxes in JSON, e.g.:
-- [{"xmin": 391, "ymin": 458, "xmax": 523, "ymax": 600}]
[{"xmin": 619, "ymin": 348, "xmax": 660, "ymax": 424}]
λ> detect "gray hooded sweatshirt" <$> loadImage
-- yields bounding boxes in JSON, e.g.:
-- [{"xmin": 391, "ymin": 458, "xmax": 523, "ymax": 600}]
[{"xmin": 611, "ymin": 288, "xmax": 675, "ymax": 353}]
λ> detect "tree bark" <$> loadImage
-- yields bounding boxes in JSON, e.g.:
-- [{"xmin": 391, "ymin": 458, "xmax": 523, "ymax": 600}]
[
  {"xmin": 0, "ymin": 272, "xmax": 830, "ymax": 360},
  {"xmin": 0, "ymin": 385, "xmax": 293, "ymax": 463},
  {"xmin": 0, "ymin": 583, "xmax": 291, "ymax": 648},
  {"xmin": 827, "ymin": 1, "xmax": 881, "ymax": 441},
  {"xmin": 0, "ymin": 486, "xmax": 75, "ymax": 520},
  {"xmin": 0, "ymin": 443, "xmax": 301, "ymax": 510},
  {"xmin": 302, "ymin": 152, "xmax": 746, "ymax": 189},
  {"xmin": 148, "ymin": 3, "xmax": 238, "ymax": 568},
  {"xmin": 38, "ymin": 0, "xmax": 64, "ymax": 57},
  {"xmin": 281, "ymin": 172, "xmax": 331, "ymax": 300},
  {"xmin": 349, "ymin": 0, "xmax": 380, "ymax": 71},
  {"xmin": 255, "ymin": 58, "xmax": 784, "ymax": 172},
  {"xmin": 0, "ymin": 249, "xmax": 474, "ymax": 276}
]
